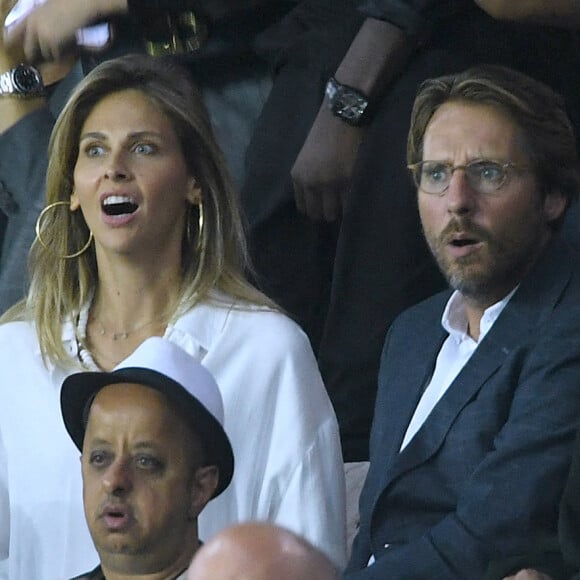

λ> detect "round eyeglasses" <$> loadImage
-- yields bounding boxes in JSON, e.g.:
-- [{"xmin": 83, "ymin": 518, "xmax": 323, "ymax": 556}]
[{"xmin": 407, "ymin": 159, "xmax": 530, "ymax": 195}]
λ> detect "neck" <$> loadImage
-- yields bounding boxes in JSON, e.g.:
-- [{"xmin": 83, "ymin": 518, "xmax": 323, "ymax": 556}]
[
  {"xmin": 84, "ymin": 254, "xmax": 183, "ymax": 369},
  {"xmin": 91, "ymin": 252, "xmax": 182, "ymax": 330},
  {"xmin": 464, "ymin": 302, "xmax": 486, "ymax": 342},
  {"xmin": 463, "ymin": 289, "xmax": 512, "ymax": 341}
]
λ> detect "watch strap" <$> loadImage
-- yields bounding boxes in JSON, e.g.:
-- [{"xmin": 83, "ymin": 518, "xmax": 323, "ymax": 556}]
[{"xmin": 0, "ymin": 64, "xmax": 46, "ymax": 98}]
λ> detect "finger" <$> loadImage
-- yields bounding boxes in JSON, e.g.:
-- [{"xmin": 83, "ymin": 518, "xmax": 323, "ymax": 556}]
[
  {"xmin": 2, "ymin": 4, "xmax": 21, "ymax": 42},
  {"xmin": 22, "ymin": 27, "xmax": 42, "ymax": 63},
  {"xmin": 2, "ymin": 18, "xmax": 22, "ymax": 48},
  {"xmin": 38, "ymin": 37, "xmax": 59, "ymax": 62}
]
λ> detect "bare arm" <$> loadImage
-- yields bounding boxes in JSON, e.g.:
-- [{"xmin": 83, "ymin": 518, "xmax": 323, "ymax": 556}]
[
  {"xmin": 475, "ymin": 0, "xmax": 580, "ymax": 28},
  {"xmin": 0, "ymin": 0, "xmax": 46, "ymax": 133},
  {"xmin": 291, "ymin": 17, "xmax": 416, "ymax": 221}
]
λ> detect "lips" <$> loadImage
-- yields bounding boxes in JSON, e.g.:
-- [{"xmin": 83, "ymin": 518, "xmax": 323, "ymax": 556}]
[
  {"xmin": 99, "ymin": 502, "xmax": 135, "ymax": 532},
  {"xmin": 447, "ymin": 232, "xmax": 480, "ymax": 248},
  {"xmin": 437, "ymin": 220, "xmax": 488, "ymax": 259}
]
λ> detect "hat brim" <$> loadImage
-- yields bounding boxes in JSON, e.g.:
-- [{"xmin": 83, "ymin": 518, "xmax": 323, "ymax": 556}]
[{"xmin": 61, "ymin": 367, "xmax": 234, "ymax": 498}]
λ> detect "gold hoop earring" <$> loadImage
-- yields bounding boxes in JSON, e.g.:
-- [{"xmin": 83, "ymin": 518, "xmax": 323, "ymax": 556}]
[
  {"xmin": 35, "ymin": 201, "xmax": 93, "ymax": 259},
  {"xmin": 196, "ymin": 201, "xmax": 204, "ymax": 253}
]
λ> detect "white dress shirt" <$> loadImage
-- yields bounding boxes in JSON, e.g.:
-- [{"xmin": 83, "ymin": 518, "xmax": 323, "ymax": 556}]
[{"xmin": 401, "ymin": 288, "xmax": 517, "ymax": 450}]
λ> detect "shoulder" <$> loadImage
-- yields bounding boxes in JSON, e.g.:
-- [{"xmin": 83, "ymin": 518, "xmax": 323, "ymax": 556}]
[
  {"xmin": 0, "ymin": 319, "xmax": 37, "ymax": 344},
  {"xmin": 226, "ymin": 306, "xmax": 309, "ymax": 345},
  {"xmin": 180, "ymin": 297, "xmax": 313, "ymax": 355}
]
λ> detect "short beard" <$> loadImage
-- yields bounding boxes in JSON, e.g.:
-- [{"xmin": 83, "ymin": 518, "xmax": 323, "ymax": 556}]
[
  {"xmin": 445, "ymin": 262, "xmax": 504, "ymax": 303},
  {"xmin": 426, "ymin": 216, "xmax": 545, "ymax": 306}
]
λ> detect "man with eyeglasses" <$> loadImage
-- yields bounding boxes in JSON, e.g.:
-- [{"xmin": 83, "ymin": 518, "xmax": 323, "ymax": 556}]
[{"xmin": 344, "ymin": 65, "xmax": 580, "ymax": 579}]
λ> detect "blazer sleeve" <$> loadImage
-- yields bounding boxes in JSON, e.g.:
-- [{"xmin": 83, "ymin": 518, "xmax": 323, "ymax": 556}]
[{"xmin": 345, "ymin": 308, "xmax": 580, "ymax": 579}]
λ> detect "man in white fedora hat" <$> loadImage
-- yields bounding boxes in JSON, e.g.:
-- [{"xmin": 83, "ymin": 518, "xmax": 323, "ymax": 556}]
[{"xmin": 60, "ymin": 336, "xmax": 234, "ymax": 580}]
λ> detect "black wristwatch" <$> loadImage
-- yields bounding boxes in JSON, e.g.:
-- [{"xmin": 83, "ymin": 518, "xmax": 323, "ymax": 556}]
[
  {"xmin": 325, "ymin": 77, "xmax": 370, "ymax": 127},
  {"xmin": 0, "ymin": 64, "xmax": 46, "ymax": 98}
]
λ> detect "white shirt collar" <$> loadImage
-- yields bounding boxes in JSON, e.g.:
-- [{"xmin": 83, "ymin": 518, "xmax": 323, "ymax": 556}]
[
  {"xmin": 59, "ymin": 289, "xmax": 243, "ymax": 369},
  {"xmin": 441, "ymin": 286, "xmax": 519, "ymax": 344}
]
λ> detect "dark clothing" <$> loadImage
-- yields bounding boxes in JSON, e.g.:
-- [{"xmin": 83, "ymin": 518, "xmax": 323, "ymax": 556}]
[
  {"xmin": 561, "ymin": 429, "xmax": 580, "ymax": 579},
  {"xmin": 344, "ymin": 238, "xmax": 580, "ymax": 578},
  {"xmin": 487, "ymin": 426, "xmax": 580, "ymax": 580},
  {"xmin": 358, "ymin": 0, "xmax": 470, "ymax": 34},
  {"xmin": 70, "ymin": 565, "xmax": 104, "ymax": 580},
  {"xmin": 0, "ymin": 64, "xmax": 83, "ymax": 312},
  {"xmin": 242, "ymin": 0, "xmax": 580, "ymax": 461},
  {"xmin": 70, "ymin": 565, "xmax": 188, "ymax": 579}
]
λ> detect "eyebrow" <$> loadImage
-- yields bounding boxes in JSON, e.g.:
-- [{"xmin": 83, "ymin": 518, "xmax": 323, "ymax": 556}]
[
  {"xmin": 79, "ymin": 130, "xmax": 163, "ymax": 142},
  {"xmin": 85, "ymin": 438, "xmax": 160, "ymax": 451}
]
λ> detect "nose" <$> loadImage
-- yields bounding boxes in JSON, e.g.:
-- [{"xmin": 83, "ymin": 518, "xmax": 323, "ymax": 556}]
[
  {"xmin": 104, "ymin": 150, "xmax": 131, "ymax": 181},
  {"xmin": 102, "ymin": 459, "xmax": 133, "ymax": 496},
  {"xmin": 445, "ymin": 168, "xmax": 476, "ymax": 216}
]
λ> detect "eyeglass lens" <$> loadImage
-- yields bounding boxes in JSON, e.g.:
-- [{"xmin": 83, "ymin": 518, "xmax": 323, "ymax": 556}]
[{"xmin": 416, "ymin": 161, "xmax": 507, "ymax": 194}]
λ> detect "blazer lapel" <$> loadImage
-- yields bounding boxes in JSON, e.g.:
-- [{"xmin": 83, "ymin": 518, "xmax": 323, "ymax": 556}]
[
  {"xmin": 370, "ymin": 298, "xmax": 449, "ymax": 498},
  {"xmin": 390, "ymin": 333, "xmax": 509, "ymax": 482}
]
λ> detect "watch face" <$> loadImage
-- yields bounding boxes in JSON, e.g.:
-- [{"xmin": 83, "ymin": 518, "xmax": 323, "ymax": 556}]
[
  {"xmin": 333, "ymin": 88, "xmax": 369, "ymax": 126},
  {"xmin": 326, "ymin": 78, "xmax": 369, "ymax": 126},
  {"xmin": 13, "ymin": 65, "xmax": 43, "ymax": 93}
]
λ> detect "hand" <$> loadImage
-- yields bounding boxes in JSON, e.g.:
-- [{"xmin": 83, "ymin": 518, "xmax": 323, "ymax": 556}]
[
  {"xmin": 3, "ymin": 0, "xmax": 120, "ymax": 62},
  {"xmin": 1, "ymin": 0, "xmax": 77, "ymax": 83},
  {"xmin": 503, "ymin": 569, "xmax": 554, "ymax": 580},
  {"xmin": 291, "ymin": 105, "xmax": 363, "ymax": 222},
  {"xmin": 0, "ymin": 0, "xmax": 24, "ymax": 68}
]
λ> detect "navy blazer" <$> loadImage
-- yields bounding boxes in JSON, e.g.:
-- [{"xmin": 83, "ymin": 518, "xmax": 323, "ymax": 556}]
[{"xmin": 345, "ymin": 237, "xmax": 580, "ymax": 579}]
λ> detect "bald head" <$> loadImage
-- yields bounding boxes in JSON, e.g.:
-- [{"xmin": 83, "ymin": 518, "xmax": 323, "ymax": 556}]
[{"xmin": 187, "ymin": 523, "xmax": 339, "ymax": 580}]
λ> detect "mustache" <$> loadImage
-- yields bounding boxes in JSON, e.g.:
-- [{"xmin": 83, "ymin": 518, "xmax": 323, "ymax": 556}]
[{"xmin": 438, "ymin": 219, "xmax": 490, "ymax": 245}]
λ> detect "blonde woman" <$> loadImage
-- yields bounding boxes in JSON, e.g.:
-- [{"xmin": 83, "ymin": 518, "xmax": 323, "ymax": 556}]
[{"xmin": 0, "ymin": 54, "xmax": 346, "ymax": 580}]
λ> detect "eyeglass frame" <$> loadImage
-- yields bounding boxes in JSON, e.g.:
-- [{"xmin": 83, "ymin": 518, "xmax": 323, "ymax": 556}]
[{"xmin": 407, "ymin": 159, "xmax": 531, "ymax": 195}]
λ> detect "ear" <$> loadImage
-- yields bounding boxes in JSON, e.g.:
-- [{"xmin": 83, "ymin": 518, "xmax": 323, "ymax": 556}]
[
  {"xmin": 188, "ymin": 465, "xmax": 219, "ymax": 520},
  {"xmin": 186, "ymin": 178, "xmax": 202, "ymax": 206},
  {"xmin": 543, "ymin": 189, "xmax": 567, "ymax": 223},
  {"xmin": 70, "ymin": 190, "xmax": 81, "ymax": 211}
]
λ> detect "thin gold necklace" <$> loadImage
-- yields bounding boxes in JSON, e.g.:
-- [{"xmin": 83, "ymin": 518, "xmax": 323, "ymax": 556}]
[{"xmin": 90, "ymin": 313, "xmax": 168, "ymax": 341}]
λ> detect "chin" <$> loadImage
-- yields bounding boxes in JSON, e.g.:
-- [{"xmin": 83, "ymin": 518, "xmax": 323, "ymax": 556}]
[{"xmin": 96, "ymin": 535, "xmax": 141, "ymax": 556}]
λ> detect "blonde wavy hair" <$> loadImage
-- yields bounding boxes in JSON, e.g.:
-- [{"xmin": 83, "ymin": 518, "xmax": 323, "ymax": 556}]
[{"xmin": 2, "ymin": 54, "xmax": 275, "ymax": 366}]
